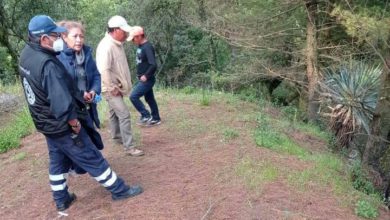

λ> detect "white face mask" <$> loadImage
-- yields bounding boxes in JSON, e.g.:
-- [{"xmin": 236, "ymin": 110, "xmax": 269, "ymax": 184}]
[
  {"xmin": 52, "ymin": 38, "xmax": 65, "ymax": 52},
  {"xmin": 42, "ymin": 34, "xmax": 65, "ymax": 52}
]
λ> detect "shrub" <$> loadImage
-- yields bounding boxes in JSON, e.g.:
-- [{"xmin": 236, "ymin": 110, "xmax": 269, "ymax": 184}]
[
  {"xmin": 320, "ymin": 61, "xmax": 381, "ymax": 148},
  {"xmin": 355, "ymin": 200, "xmax": 379, "ymax": 219},
  {"xmin": 349, "ymin": 161, "xmax": 377, "ymax": 195}
]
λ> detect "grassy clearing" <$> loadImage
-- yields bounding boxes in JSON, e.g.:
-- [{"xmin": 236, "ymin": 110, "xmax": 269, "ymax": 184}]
[
  {"xmin": 257, "ymin": 118, "xmax": 384, "ymax": 217},
  {"xmin": 287, "ymin": 154, "xmax": 346, "ymax": 192},
  {"xmin": 2, "ymin": 85, "xmax": 385, "ymax": 218},
  {"xmin": 166, "ymin": 88, "xmax": 371, "ymax": 208},
  {"xmin": 235, "ymin": 156, "xmax": 279, "ymax": 191},
  {"xmin": 248, "ymin": 97, "xmax": 384, "ymax": 217},
  {"xmin": 0, "ymin": 107, "xmax": 34, "ymax": 153}
]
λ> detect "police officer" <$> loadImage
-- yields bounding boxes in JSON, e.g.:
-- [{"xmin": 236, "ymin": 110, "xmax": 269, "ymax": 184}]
[{"xmin": 19, "ymin": 15, "xmax": 143, "ymax": 211}]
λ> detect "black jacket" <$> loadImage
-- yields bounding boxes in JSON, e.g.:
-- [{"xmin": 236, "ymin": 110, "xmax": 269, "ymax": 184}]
[
  {"xmin": 19, "ymin": 43, "xmax": 85, "ymax": 137},
  {"xmin": 136, "ymin": 41, "xmax": 157, "ymax": 79}
]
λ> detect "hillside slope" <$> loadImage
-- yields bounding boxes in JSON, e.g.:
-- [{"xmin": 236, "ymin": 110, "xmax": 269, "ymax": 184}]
[{"xmin": 0, "ymin": 89, "xmax": 388, "ymax": 219}]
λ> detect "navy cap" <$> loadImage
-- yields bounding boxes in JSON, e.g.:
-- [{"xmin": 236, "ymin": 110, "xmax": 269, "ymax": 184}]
[{"xmin": 28, "ymin": 15, "xmax": 66, "ymax": 36}]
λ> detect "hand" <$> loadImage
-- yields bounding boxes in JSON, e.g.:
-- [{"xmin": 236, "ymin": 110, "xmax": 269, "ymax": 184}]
[
  {"xmin": 83, "ymin": 91, "xmax": 92, "ymax": 102},
  {"xmin": 68, "ymin": 119, "xmax": 81, "ymax": 134},
  {"xmin": 140, "ymin": 75, "xmax": 147, "ymax": 82},
  {"xmin": 110, "ymin": 87, "xmax": 122, "ymax": 97},
  {"xmin": 86, "ymin": 90, "xmax": 96, "ymax": 103}
]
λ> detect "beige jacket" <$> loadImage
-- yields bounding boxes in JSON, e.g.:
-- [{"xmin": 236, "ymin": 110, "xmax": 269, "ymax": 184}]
[{"xmin": 96, "ymin": 33, "xmax": 132, "ymax": 95}]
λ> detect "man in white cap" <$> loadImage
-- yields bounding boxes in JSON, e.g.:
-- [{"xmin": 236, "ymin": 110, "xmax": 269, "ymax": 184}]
[{"xmin": 96, "ymin": 16, "xmax": 144, "ymax": 156}]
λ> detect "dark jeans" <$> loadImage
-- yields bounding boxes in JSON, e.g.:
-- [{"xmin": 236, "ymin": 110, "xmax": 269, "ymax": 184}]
[{"xmin": 130, "ymin": 77, "xmax": 160, "ymax": 120}]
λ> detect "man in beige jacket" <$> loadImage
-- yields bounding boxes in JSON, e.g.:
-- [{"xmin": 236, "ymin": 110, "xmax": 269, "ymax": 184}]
[{"xmin": 96, "ymin": 15, "xmax": 143, "ymax": 156}]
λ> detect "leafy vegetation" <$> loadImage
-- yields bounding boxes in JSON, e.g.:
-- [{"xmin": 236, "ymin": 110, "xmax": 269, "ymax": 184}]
[
  {"xmin": 349, "ymin": 161, "xmax": 378, "ymax": 196},
  {"xmin": 355, "ymin": 199, "xmax": 379, "ymax": 219},
  {"xmin": 0, "ymin": 107, "xmax": 34, "ymax": 153}
]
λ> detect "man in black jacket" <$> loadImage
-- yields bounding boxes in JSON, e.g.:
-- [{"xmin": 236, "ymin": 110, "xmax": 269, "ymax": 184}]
[
  {"xmin": 128, "ymin": 26, "xmax": 161, "ymax": 126},
  {"xmin": 19, "ymin": 15, "xmax": 143, "ymax": 212}
]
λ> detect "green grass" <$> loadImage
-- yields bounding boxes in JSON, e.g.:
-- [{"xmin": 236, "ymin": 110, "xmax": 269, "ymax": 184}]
[
  {"xmin": 199, "ymin": 89, "xmax": 211, "ymax": 106},
  {"xmin": 181, "ymin": 86, "xmax": 197, "ymax": 95},
  {"xmin": 254, "ymin": 130, "xmax": 308, "ymax": 157},
  {"xmin": 254, "ymin": 112, "xmax": 308, "ymax": 157},
  {"xmin": 349, "ymin": 160, "xmax": 378, "ymax": 196},
  {"xmin": 97, "ymin": 97, "xmax": 110, "ymax": 127},
  {"xmin": 222, "ymin": 128, "xmax": 239, "ymax": 141},
  {"xmin": 250, "ymin": 100, "xmax": 383, "ymax": 217},
  {"xmin": 168, "ymin": 110, "xmax": 208, "ymax": 138},
  {"xmin": 0, "ymin": 107, "xmax": 34, "ymax": 153},
  {"xmin": 292, "ymin": 122, "xmax": 331, "ymax": 143},
  {"xmin": 12, "ymin": 152, "xmax": 27, "ymax": 161},
  {"xmin": 287, "ymin": 154, "xmax": 346, "ymax": 191},
  {"xmin": 235, "ymin": 156, "xmax": 279, "ymax": 190},
  {"xmin": 355, "ymin": 199, "xmax": 379, "ymax": 219},
  {"xmin": 0, "ymin": 82, "xmax": 22, "ymax": 94},
  {"xmin": 287, "ymin": 153, "xmax": 383, "ymax": 215}
]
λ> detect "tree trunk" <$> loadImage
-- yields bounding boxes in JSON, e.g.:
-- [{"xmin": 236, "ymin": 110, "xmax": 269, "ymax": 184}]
[
  {"xmin": 305, "ymin": 0, "xmax": 320, "ymax": 121},
  {"xmin": 0, "ymin": 2, "xmax": 19, "ymax": 77},
  {"xmin": 362, "ymin": 56, "xmax": 390, "ymax": 192}
]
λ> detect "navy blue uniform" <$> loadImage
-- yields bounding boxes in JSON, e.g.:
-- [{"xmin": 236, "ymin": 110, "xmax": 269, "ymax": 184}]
[{"xmin": 19, "ymin": 42, "xmax": 130, "ymax": 207}]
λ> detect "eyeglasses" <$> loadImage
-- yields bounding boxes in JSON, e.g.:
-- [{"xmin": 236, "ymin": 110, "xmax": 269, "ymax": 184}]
[
  {"xmin": 43, "ymin": 33, "xmax": 61, "ymax": 39},
  {"xmin": 69, "ymin": 34, "xmax": 85, "ymax": 40}
]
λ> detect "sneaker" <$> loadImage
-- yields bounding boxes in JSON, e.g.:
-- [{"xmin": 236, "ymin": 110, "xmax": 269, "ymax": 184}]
[
  {"xmin": 112, "ymin": 185, "xmax": 143, "ymax": 201},
  {"xmin": 125, "ymin": 147, "xmax": 145, "ymax": 156},
  {"xmin": 56, "ymin": 193, "xmax": 77, "ymax": 211},
  {"xmin": 136, "ymin": 116, "xmax": 152, "ymax": 126},
  {"xmin": 146, "ymin": 119, "xmax": 161, "ymax": 127}
]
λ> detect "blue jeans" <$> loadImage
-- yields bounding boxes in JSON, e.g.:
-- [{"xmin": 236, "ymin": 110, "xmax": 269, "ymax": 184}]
[
  {"xmin": 130, "ymin": 77, "xmax": 160, "ymax": 120},
  {"xmin": 45, "ymin": 128, "xmax": 129, "ymax": 206}
]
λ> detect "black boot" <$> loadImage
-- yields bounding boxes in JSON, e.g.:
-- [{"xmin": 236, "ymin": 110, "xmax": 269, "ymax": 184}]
[
  {"xmin": 112, "ymin": 185, "xmax": 143, "ymax": 201},
  {"xmin": 56, "ymin": 193, "xmax": 77, "ymax": 211}
]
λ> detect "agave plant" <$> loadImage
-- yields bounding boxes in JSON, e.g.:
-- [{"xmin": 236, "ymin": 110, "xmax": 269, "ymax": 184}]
[{"xmin": 320, "ymin": 62, "xmax": 382, "ymax": 148}]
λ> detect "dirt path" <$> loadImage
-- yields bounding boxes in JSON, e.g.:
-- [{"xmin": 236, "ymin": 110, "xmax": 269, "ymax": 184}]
[{"xmin": 0, "ymin": 92, "xmax": 389, "ymax": 220}]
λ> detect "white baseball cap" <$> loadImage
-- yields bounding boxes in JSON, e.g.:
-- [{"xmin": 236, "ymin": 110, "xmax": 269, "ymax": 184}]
[
  {"xmin": 108, "ymin": 15, "xmax": 132, "ymax": 32},
  {"xmin": 127, "ymin": 26, "xmax": 144, "ymax": 41}
]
